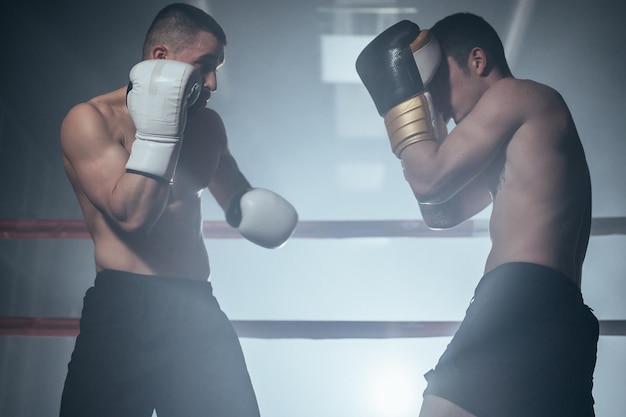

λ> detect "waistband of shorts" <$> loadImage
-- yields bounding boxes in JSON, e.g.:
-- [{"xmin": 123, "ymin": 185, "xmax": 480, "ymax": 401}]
[
  {"xmin": 475, "ymin": 262, "xmax": 583, "ymax": 301},
  {"xmin": 94, "ymin": 269, "xmax": 212, "ymax": 293}
]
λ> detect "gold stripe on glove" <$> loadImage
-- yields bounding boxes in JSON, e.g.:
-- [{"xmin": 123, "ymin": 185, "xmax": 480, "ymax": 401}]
[{"xmin": 384, "ymin": 94, "xmax": 436, "ymax": 158}]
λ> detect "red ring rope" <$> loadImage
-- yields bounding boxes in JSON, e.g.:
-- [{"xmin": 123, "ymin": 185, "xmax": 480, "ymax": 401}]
[
  {"xmin": 1, "ymin": 217, "xmax": 625, "ymax": 338},
  {"xmin": 1, "ymin": 217, "xmax": 625, "ymax": 239}
]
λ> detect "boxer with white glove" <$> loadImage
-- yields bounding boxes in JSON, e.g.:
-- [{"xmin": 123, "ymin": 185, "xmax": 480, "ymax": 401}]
[
  {"xmin": 356, "ymin": 20, "xmax": 442, "ymax": 158},
  {"xmin": 126, "ymin": 59, "xmax": 202, "ymax": 184},
  {"xmin": 226, "ymin": 188, "xmax": 298, "ymax": 249}
]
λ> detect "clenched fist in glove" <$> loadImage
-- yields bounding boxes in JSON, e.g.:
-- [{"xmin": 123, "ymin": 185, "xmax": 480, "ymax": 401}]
[
  {"xmin": 356, "ymin": 20, "xmax": 442, "ymax": 158},
  {"xmin": 126, "ymin": 59, "xmax": 202, "ymax": 183}
]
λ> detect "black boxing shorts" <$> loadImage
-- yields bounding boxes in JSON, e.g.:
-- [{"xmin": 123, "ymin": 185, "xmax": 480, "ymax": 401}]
[
  {"xmin": 423, "ymin": 262, "xmax": 598, "ymax": 417},
  {"xmin": 60, "ymin": 270, "xmax": 260, "ymax": 417}
]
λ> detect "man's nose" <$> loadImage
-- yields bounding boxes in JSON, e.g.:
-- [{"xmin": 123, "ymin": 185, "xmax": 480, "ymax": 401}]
[{"xmin": 204, "ymin": 72, "xmax": 217, "ymax": 92}]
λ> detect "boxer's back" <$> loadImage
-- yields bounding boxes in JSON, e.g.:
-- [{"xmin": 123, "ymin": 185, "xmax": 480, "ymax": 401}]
[{"xmin": 484, "ymin": 79, "xmax": 591, "ymax": 285}]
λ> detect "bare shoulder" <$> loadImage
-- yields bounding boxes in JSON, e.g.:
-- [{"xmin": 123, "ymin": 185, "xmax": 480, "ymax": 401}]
[
  {"xmin": 60, "ymin": 102, "xmax": 107, "ymax": 151},
  {"xmin": 488, "ymin": 78, "xmax": 567, "ymax": 113},
  {"xmin": 61, "ymin": 88, "xmax": 127, "ymax": 150},
  {"xmin": 471, "ymin": 78, "xmax": 570, "ymax": 140},
  {"xmin": 489, "ymin": 77, "xmax": 557, "ymax": 95},
  {"xmin": 60, "ymin": 88, "xmax": 130, "ymax": 168}
]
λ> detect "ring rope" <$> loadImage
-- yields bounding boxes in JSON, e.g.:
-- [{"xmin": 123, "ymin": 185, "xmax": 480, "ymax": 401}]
[
  {"xmin": 1, "ymin": 216, "xmax": 626, "ymax": 239},
  {"xmin": 0, "ymin": 317, "xmax": 624, "ymax": 338},
  {"xmin": 1, "ymin": 217, "xmax": 625, "ymax": 338}
]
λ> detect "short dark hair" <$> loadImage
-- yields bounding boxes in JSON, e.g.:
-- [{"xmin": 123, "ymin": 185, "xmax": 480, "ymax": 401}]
[
  {"xmin": 431, "ymin": 13, "xmax": 511, "ymax": 76},
  {"xmin": 143, "ymin": 3, "xmax": 227, "ymax": 59}
]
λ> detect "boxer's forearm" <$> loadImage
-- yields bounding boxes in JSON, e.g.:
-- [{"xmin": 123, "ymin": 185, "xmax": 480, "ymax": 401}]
[{"xmin": 107, "ymin": 173, "xmax": 172, "ymax": 233}]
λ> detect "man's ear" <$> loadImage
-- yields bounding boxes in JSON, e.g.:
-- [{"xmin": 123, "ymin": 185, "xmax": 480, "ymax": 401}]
[
  {"xmin": 150, "ymin": 45, "xmax": 169, "ymax": 60},
  {"xmin": 469, "ymin": 47, "xmax": 488, "ymax": 76}
]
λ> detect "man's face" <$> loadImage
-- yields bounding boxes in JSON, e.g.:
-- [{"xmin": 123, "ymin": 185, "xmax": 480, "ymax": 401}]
[
  {"xmin": 172, "ymin": 30, "xmax": 225, "ymax": 109},
  {"xmin": 428, "ymin": 57, "xmax": 452, "ymax": 122},
  {"xmin": 428, "ymin": 55, "xmax": 477, "ymax": 124}
]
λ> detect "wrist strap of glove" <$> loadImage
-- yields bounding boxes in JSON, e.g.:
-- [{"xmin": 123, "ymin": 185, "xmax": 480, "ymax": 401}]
[
  {"xmin": 225, "ymin": 189, "xmax": 252, "ymax": 228},
  {"xmin": 125, "ymin": 138, "xmax": 180, "ymax": 184}
]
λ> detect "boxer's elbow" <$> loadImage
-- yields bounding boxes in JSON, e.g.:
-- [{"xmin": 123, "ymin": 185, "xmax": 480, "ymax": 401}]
[
  {"xmin": 412, "ymin": 186, "xmax": 449, "ymax": 205},
  {"xmin": 417, "ymin": 202, "xmax": 464, "ymax": 230},
  {"xmin": 402, "ymin": 164, "xmax": 453, "ymax": 205},
  {"xmin": 112, "ymin": 216, "xmax": 156, "ymax": 235},
  {"xmin": 118, "ymin": 218, "xmax": 156, "ymax": 235},
  {"xmin": 107, "ymin": 188, "xmax": 168, "ymax": 234},
  {"xmin": 421, "ymin": 211, "xmax": 463, "ymax": 229},
  {"xmin": 108, "ymin": 206, "xmax": 161, "ymax": 235},
  {"xmin": 404, "ymin": 173, "xmax": 451, "ymax": 205}
]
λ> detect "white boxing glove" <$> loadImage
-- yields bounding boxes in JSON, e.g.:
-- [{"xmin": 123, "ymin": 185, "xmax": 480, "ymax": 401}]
[
  {"xmin": 226, "ymin": 188, "xmax": 298, "ymax": 249},
  {"xmin": 411, "ymin": 28, "xmax": 441, "ymax": 87},
  {"xmin": 126, "ymin": 59, "xmax": 202, "ymax": 183}
]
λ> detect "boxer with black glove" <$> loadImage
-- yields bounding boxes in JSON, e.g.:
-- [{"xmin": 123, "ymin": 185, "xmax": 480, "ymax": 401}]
[{"xmin": 355, "ymin": 13, "xmax": 598, "ymax": 417}]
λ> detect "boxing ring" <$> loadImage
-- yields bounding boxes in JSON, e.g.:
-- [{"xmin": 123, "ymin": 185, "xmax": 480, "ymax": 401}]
[{"xmin": 1, "ymin": 217, "xmax": 625, "ymax": 338}]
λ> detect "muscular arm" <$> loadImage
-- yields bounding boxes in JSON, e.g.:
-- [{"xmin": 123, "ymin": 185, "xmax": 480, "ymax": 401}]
[
  {"xmin": 401, "ymin": 78, "xmax": 523, "ymax": 204},
  {"xmin": 204, "ymin": 114, "xmax": 251, "ymax": 210},
  {"xmin": 61, "ymin": 102, "xmax": 171, "ymax": 233},
  {"xmin": 205, "ymin": 113, "xmax": 297, "ymax": 249},
  {"xmin": 208, "ymin": 148, "xmax": 252, "ymax": 211}
]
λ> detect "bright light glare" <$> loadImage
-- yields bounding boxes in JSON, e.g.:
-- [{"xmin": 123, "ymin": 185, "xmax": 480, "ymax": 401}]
[{"xmin": 365, "ymin": 362, "xmax": 421, "ymax": 416}]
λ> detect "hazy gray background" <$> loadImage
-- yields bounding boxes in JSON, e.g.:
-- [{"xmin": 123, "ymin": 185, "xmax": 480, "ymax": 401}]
[{"xmin": 1, "ymin": 0, "xmax": 624, "ymax": 416}]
